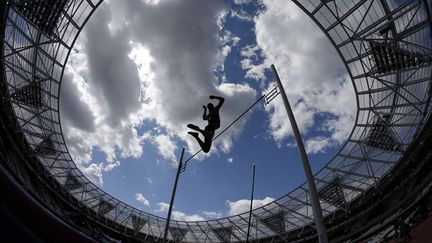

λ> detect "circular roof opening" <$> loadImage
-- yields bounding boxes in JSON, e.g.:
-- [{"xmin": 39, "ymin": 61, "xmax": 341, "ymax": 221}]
[{"xmin": 61, "ymin": 0, "xmax": 355, "ymax": 220}]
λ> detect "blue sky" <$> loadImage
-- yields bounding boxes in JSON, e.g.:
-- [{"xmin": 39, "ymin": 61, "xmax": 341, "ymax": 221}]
[{"xmin": 61, "ymin": 0, "xmax": 356, "ymax": 221}]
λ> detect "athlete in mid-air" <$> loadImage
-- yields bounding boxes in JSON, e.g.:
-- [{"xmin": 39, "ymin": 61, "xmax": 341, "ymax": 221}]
[{"xmin": 187, "ymin": 95, "xmax": 225, "ymax": 153}]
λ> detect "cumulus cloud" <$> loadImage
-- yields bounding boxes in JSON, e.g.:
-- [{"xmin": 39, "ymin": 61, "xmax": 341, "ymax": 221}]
[
  {"xmin": 60, "ymin": 70, "xmax": 95, "ymax": 132},
  {"xmin": 233, "ymin": 0, "xmax": 252, "ymax": 5},
  {"xmin": 155, "ymin": 202, "xmax": 208, "ymax": 221},
  {"xmin": 62, "ymin": 0, "xmax": 260, "ymax": 182},
  {"xmin": 84, "ymin": 7, "xmax": 142, "ymax": 128},
  {"xmin": 202, "ymin": 211, "xmax": 223, "ymax": 219},
  {"xmin": 226, "ymin": 197, "xmax": 275, "ymax": 215},
  {"xmin": 172, "ymin": 211, "xmax": 205, "ymax": 222},
  {"xmin": 155, "ymin": 202, "xmax": 170, "ymax": 213},
  {"xmin": 305, "ymin": 136, "xmax": 331, "ymax": 154},
  {"xmin": 150, "ymin": 134, "xmax": 178, "ymax": 165},
  {"xmin": 73, "ymin": 159, "xmax": 119, "ymax": 186},
  {"xmin": 242, "ymin": 0, "xmax": 356, "ymax": 149},
  {"xmin": 82, "ymin": 163, "xmax": 103, "ymax": 185},
  {"xmin": 135, "ymin": 193, "xmax": 151, "ymax": 207},
  {"xmin": 219, "ymin": 30, "xmax": 241, "ymax": 63},
  {"xmin": 62, "ymin": 4, "xmax": 146, "ymax": 178},
  {"xmin": 102, "ymin": 160, "xmax": 120, "ymax": 171},
  {"xmin": 323, "ymin": 113, "xmax": 354, "ymax": 144},
  {"xmin": 230, "ymin": 9, "xmax": 254, "ymax": 22}
]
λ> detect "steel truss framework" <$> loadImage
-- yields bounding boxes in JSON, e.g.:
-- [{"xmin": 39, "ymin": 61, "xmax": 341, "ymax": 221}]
[{"xmin": 1, "ymin": 0, "xmax": 431, "ymax": 242}]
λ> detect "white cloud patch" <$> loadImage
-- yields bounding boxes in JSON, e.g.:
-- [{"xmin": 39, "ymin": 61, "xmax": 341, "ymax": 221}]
[
  {"xmin": 62, "ymin": 12, "xmax": 146, "ymax": 177},
  {"xmin": 234, "ymin": 0, "xmax": 252, "ymax": 5},
  {"xmin": 230, "ymin": 9, "xmax": 254, "ymax": 22},
  {"xmin": 228, "ymin": 158, "xmax": 234, "ymax": 163},
  {"xmin": 82, "ymin": 163, "xmax": 103, "ymax": 185},
  {"xmin": 226, "ymin": 197, "xmax": 275, "ymax": 215},
  {"xmin": 150, "ymin": 134, "xmax": 178, "ymax": 165},
  {"xmin": 323, "ymin": 113, "xmax": 354, "ymax": 144},
  {"xmin": 305, "ymin": 136, "xmax": 331, "ymax": 154},
  {"xmin": 201, "ymin": 211, "xmax": 223, "ymax": 219},
  {"xmin": 155, "ymin": 202, "xmax": 170, "ymax": 213},
  {"xmin": 243, "ymin": 0, "xmax": 356, "ymax": 150},
  {"xmin": 135, "ymin": 193, "xmax": 151, "ymax": 207},
  {"xmin": 102, "ymin": 160, "xmax": 121, "ymax": 171},
  {"xmin": 241, "ymin": 44, "xmax": 262, "ymax": 59},
  {"xmin": 155, "ymin": 202, "xmax": 210, "ymax": 221},
  {"xmin": 172, "ymin": 211, "xmax": 205, "ymax": 222},
  {"xmin": 218, "ymin": 30, "xmax": 241, "ymax": 63}
]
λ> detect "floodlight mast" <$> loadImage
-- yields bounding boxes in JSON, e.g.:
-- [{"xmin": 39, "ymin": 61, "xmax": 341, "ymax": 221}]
[{"xmin": 271, "ymin": 65, "xmax": 328, "ymax": 243}]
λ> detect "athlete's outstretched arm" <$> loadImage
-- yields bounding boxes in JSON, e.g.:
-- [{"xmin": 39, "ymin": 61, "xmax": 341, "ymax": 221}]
[
  {"xmin": 209, "ymin": 95, "xmax": 225, "ymax": 109},
  {"xmin": 202, "ymin": 105, "xmax": 208, "ymax": 120}
]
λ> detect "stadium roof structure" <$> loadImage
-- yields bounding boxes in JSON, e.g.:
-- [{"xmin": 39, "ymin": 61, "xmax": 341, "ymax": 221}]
[{"xmin": 1, "ymin": 0, "xmax": 431, "ymax": 242}]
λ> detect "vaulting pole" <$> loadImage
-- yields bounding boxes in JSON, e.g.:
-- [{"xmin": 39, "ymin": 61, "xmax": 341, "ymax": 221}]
[
  {"xmin": 163, "ymin": 147, "xmax": 185, "ymax": 243},
  {"xmin": 246, "ymin": 164, "xmax": 256, "ymax": 243},
  {"xmin": 271, "ymin": 65, "xmax": 328, "ymax": 243}
]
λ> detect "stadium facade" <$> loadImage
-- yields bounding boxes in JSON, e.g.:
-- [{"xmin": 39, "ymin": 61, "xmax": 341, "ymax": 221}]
[{"xmin": 1, "ymin": 0, "xmax": 431, "ymax": 242}]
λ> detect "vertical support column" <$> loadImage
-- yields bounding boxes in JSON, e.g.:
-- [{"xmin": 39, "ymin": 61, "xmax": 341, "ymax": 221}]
[
  {"xmin": 163, "ymin": 147, "xmax": 185, "ymax": 243},
  {"xmin": 246, "ymin": 164, "xmax": 256, "ymax": 242},
  {"xmin": 271, "ymin": 65, "xmax": 328, "ymax": 243}
]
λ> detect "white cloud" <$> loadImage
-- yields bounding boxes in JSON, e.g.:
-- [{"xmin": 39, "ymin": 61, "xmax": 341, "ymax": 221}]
[
  {"xmin": 172, "ymin": 211, "xmax": 205, "ymax": 222},
  {"xmin": 221, "ymin": 45, "xmax": 232, "ymax": 58},
  {"xmin": 323, "ymin": 113, "xmax": 354, "ymax": 144},
  {"xmin": 230, "ymin": 9, "xmax": 254, "ymax": 22},
  {"xmin": 155, "ymin": 202, "xmax": 207, "ymax": 221},
  {"xmin": 62, "ymin": 20, "xmax": 146, "ymax": 176},
  {"xmin": 228, "ymin": 158, "xmax": 234, "ymax": 163},
  {"xmin": 226, "ymin": 197, "xmax": 275, "ymax": 215},
  {"xmin": 219, "ymin": 30, "xmax": 241, "ymax": 61},
  {"xmin": 60, "ymin": 69, "xmax": 95, "ymax": 132},
  {"xmin": 150, "ymin": 134, "xmax": 178, "ymax": 165},
  {"xmin": 201, "ymin": 211, "xmax": 223, "ymax": 219},
  {"xmin": 142, "ymin": 0, "xmax": 160, "ymax": 5},
  {"xmin": 82, "ymin": 163, "xmax": 103, "ymax": 185},
  {"xmin": 244, "ymin": 0, "xmax": 356, "ymax": 150},
  {"xmin": 135, "ymin": 193, "xmax": 151, "ymax": 207},
  {"xmin": 156, "ymin": 202, "xmax": 170, "ymax": 213},
  {"xmin": 221, "ymin": 30, "xmax": 241, "ymax": 47},
  {"xmin": 234, "ymin": 0, "xmax": 252, "ymax": 5},
  {"xmin": 241, "ymin": 44, "xmax": 262, "ymax": 59},
  {"xmin": 102, "ymin": 160, "xmax": 121, "ymax": 171},
  {"xmin": 305, "ymin": 136, "xmax": 331, "ymax": 154},
  {"xmin": 241, "ymin": 60, "xmax": 267, "ymax": 81}
]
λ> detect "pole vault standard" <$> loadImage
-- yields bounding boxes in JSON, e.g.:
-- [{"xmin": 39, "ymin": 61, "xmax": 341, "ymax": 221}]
[
  {"xmin": 163, "ymin": 147, "xmax": 185, "ymax": 243},
  {"xmin": 271, "ymin": 65, "xmax": 328, "ymax": 243},
  {"xmin": 246, "ymin": 164, "xmax": 256, "ymax": 242}
]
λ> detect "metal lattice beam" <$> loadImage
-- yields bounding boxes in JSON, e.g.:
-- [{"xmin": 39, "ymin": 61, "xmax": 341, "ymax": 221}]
[
  {"xmin": 319, "ymin": 177, "xmax": 347, "ymax": 208},
  {"xmin": 212, "ymin": 226, "xmax": 232, "ymax": 243},
  {"xmin": 169, "ymin": 226, "xmax": 188, "ymax": 242},
  {"xmin": 364, "ymin": 115, "xmax": 401, "ymax": 151},
  {"xmin": 259, "ymin": 211, "xmax": 287, "ymax": 237}
]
